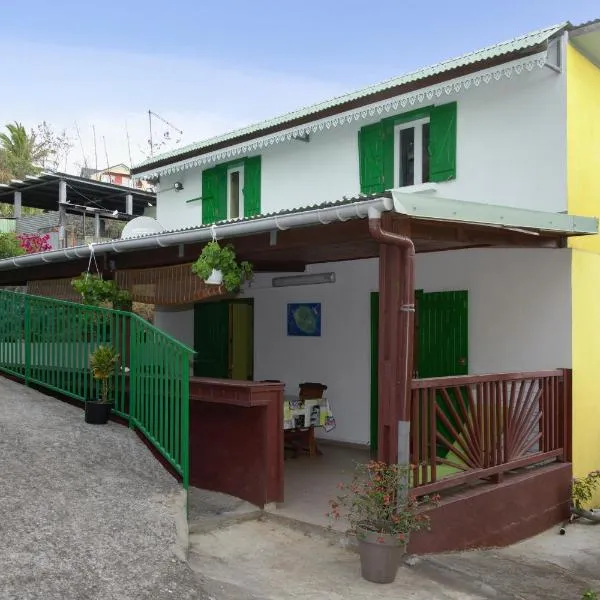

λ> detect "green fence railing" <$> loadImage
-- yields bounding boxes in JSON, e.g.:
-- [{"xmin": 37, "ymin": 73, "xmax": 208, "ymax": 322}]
[{"xmin": 0, "ymin": 290, "xmax": 194, "ymax": 487}]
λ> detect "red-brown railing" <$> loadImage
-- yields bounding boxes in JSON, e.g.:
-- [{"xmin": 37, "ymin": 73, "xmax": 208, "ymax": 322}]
[{"xmin": 410, "ymin": 369, "xmax": 571, "ymax": 496}]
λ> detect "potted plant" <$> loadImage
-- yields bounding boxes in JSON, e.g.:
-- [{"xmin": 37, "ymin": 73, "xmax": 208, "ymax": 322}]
[
  {"xmin": 191, "ymin": 241, "xmax": 253, "ymax": 293},
  {"xmin": 86, "ymin": 345, "xmax": 120, "ymax": 425},
  {"xmin": 71, "ymin": 273, "xmax": 132, "ymax": 310},
  {"xmin": 329, "ymin": 460, "xmax": 439, "ymax": 584}
]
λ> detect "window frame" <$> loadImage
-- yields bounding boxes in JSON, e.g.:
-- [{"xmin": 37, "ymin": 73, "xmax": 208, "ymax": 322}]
[
  {"xmin": 393, "ymin": 117, "xmax": 430, "ymax": 188},
  {"xmin": 226, "ymin": 165, "xmax": 245, "ymax": 220}
]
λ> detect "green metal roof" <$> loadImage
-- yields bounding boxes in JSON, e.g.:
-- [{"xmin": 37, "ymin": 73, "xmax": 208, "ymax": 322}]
[{"xmin": 134, "ymin": 22, "xmax": 566, "ymax": 173}]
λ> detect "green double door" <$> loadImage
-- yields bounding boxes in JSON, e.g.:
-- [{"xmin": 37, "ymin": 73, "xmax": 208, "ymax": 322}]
[
  {"xmin": 370, "ymin": 290, "xmax": 468, "ymax": 453},
  {"xmin": 193, "ymin": 299, "xmax": 254, "ymax": 380}
]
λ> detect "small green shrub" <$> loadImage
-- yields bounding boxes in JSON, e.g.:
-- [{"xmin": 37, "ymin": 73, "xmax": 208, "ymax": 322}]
[
  {"xmin": 89, "ymin": 345, "xmax": 120, "ymax": 404},
  {"xmin": 0, "ymin": 232, "xmax": 25, "ymax": 259},
  {"xmin": 191, "ymin": 241, "xmax": 253, "ymax": 293},
  {"xmin": 582, "ymin": 590, "xmax": 598, "ymax": 599},
  {"xmin": 572, "ymin": 471, "xmax": 600, "ymax": 510}
]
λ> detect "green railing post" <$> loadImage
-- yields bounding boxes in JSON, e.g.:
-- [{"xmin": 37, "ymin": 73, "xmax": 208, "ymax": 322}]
[
  {"xmin": 129, "ymin": 316, "xmax": 136, "ymax": 430},
  {"xmin": 180, "ymin": 352, "xmax": 190, "ymax": 490},
  {"xmin": 24, "ymin": 295, "xmax": 31, "ymax": 386}
]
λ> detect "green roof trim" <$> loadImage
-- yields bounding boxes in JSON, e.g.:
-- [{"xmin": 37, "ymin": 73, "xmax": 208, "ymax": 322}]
[{"xmin": 134, "ymin": 22, "xmax": 566, "ymax": 173}]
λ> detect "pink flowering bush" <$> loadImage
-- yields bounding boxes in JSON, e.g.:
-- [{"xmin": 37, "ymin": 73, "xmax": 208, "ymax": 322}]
[
  {"xmin": 17, "ymin": 233, "xmax": 52, "ymax": 254},
  {"xmin": 328, "ymin": 460, "xmax": 440, "ymax": 542}
]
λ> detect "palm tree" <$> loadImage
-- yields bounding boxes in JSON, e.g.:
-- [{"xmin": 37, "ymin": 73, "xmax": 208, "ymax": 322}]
[{"xmin": 0, "ymin": 122, "xmax": 50, "ymax": 182}]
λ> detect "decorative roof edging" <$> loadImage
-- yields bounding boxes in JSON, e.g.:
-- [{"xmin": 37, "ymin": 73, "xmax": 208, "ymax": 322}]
[{"xmin": 135, "ymin": 51, "xmax": 548, "ymax": 180}]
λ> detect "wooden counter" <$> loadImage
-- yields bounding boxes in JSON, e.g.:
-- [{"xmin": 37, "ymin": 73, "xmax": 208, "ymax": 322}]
[{"xmin": 189, "ymin": 377, "xmax": 284, "ymax": 507}]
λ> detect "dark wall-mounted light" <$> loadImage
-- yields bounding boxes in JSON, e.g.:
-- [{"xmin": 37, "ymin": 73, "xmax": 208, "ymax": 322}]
[{"xmin": 174, "ymin": 181, "xmax": 184, "ymax": 191}]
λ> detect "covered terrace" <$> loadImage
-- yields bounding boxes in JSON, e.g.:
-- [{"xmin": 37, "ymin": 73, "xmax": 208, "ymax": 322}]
[{"xmin": 0, "ymin": 190, "xmax": 595, "ymax": 552}]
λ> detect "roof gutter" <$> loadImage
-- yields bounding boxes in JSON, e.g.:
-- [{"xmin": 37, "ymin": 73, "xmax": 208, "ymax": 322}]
[{"xmin": 0, "ymin": 196, "xmax": 394, "ymax": 272}]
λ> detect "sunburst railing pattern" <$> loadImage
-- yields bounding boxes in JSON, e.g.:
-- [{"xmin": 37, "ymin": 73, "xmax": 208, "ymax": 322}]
[{"xmin": 410, "ymin": 370, "xmax": 571, "ymax": 495}]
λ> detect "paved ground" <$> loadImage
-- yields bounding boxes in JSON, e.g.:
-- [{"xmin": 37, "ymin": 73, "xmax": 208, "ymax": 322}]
[
  {"xmin": 0, "ymin": 377, "xmax": 205, "ymax": 600},
  {"xmin": 189, "ymin": 508, "xmax": 600, "ymax": 600},
  {"xmin": 4, "ymin": 376, "xmax": 600, "ymax": 600}
]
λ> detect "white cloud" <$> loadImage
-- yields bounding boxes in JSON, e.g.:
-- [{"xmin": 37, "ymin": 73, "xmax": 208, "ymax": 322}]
[{"xmin": 0, "ymin": 39, "xmax": 348, "ymax": 172}]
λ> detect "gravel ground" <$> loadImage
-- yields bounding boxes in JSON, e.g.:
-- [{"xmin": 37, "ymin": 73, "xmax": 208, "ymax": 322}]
[{"xmin": 0, "ymin": 377, "xmax": 206, "ymax": 600}]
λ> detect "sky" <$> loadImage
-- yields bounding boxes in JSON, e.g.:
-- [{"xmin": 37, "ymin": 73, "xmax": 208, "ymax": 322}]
[{"xmin": 1, "ymin": 0, "xmax": 598, "ymax": 173}]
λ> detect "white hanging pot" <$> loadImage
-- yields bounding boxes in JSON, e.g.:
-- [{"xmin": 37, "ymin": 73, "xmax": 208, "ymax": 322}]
[{"xmin": 205, "ymin": 268, "xmax": 223, "ymax": 285}]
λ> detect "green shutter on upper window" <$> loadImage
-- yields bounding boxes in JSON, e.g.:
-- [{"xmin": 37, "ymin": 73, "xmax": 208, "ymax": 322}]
[
  {"xmin": 243, "ymin": 156, "xmax": 261, "ymax": 217},
  {"xmin": 358, "ymin": 121, "xmax": 394, "ymax": 194},
  {"xmin": 201, "ymin": 166, "xmax": 227, "ymax": 224},
  {"xmin": 429, "ymin": 102, "xmax": 457, "ymax": 182}
]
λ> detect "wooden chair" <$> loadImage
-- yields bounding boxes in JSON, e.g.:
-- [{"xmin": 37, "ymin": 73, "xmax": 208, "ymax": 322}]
[{"xmin": 285, "ymin": 382, "xmax": 327, "ymax": 458}]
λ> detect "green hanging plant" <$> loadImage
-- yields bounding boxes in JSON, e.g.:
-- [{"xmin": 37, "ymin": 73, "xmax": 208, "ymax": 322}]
[
  {"xmin": 191, "ymin": 241, "xmax": 253, "ymax": 293},
  {"xmin": 71, "ymin": 273, "xmax": 132, "ymax": 310}
]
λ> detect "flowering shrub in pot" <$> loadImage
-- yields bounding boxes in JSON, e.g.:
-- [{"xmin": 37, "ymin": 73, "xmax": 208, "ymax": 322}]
[{"xmin": 329, "ymin": 460, "xmax": 439, "ymax": 584}]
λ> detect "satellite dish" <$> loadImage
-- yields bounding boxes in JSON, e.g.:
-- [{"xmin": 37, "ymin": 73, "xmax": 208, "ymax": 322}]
[{"xmin": 121, "ymin": 216, "xmax": 165, "ymax": 239}]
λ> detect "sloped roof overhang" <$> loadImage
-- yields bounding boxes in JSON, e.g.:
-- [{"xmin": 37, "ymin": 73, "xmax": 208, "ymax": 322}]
[{"xmin": 0, "ymin": 191, "xmax": 595, "ymax": 275}]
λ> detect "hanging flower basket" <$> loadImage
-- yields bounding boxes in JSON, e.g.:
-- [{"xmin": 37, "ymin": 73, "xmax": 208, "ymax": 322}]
[
  {"xmin": 191, "ymin": 241, "xmax": 253, "ymax": 293},
  {"xmin": 205, "ymin": 268, "xmax": 224, "ymax": 286}
]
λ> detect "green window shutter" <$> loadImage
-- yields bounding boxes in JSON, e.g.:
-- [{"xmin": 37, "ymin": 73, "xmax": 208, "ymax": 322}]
[
  {"xmin": 429, "ymin": 102, "xmax": 457, "ymax": 182},
  {"xmin": 358, "ymin": 121, "xmax": 394, "ymax": 194},
  {"xmin": 201, "ymin": 166, "xmax": 227, "ymax": 225},
  {"xmin": 243, "ymin": 156, "xmax": 261, "ymax": 217}
]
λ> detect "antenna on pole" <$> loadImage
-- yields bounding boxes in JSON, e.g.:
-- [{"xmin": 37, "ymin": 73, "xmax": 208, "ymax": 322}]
[
  {"xmin": 147, "ymin": 110, "xmax": 183, "ymax": 157},
  {"xmin": 148, "ymin": 110, "xmax": 153, "ymax": 157},
  {"xmin": 102, "ymin": 136, "xmax": 110, "ymax": 172},
  {"xmin": 92, "ymin": 125, "xmax": 98, "ymax": 172},
  {"xmin": 74, "ymin": 121, "xmax": 88, "ymax": 169},
  {"xmin": 125, "ymin": 121, "xmax": 133, "ymax": 167}
]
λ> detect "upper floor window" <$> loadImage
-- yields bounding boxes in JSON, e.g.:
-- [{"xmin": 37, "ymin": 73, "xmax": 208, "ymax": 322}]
[
  {"xmin": 228, "ymin": 166, "xmax": 244, "ymax": 219},
  {"xmin": 395, "ymin": 119, "xmax": 430, "ymax": 188},
  {"xmin": 358, "ymin": 102, "xmax": 456, "ymax": 195},
  {"xmin": 201, "ymin": 156, "xmax": 261, "ymax": 225}
]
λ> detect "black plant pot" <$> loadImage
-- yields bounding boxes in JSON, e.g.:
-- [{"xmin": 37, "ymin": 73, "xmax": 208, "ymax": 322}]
[{"xmin": 85, "ymin": 401, "xmax": 111, "ymax": 425}]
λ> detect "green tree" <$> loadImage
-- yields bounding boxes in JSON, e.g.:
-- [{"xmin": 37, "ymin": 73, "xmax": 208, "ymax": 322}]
[
  {"xmin": 0, "ymin": 121, "xmax": 72, "ymax": 182},
  {"xmin": 0, "ymin": 122, "xmax": 46, "ymax": 180},
  {"xmin": 0, "ymin": 121, "xmax": 72, "ymax": 216},
  {"xmin": 0, "ymin": 232, "xmax": 25, "ymax": 259}
]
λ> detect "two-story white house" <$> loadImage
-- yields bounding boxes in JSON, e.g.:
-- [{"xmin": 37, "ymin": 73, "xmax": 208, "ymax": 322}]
[{"xmin": 130, "ymin": 19, "xmax": 597, "ymax": 456}]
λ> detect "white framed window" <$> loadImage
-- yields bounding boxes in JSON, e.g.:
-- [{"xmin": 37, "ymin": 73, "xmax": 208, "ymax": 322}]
[
  {"xmin": 227, "ymin": 166, "xmax": 244, "ymax": 219},
  {"xmin": 394, "ymin": 118, "xmax": 430, "ymax": 188}
]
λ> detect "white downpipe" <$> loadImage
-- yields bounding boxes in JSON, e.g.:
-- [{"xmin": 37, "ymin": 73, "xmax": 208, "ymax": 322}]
[{"xmin": 0, "ymin": 196, "xmax": 394, "ymax": 271}]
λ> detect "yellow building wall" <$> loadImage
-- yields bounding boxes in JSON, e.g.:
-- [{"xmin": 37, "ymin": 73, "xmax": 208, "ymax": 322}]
[{"xmin": 567, "ymin": 44, "xmax": 600, "ymax": 479}]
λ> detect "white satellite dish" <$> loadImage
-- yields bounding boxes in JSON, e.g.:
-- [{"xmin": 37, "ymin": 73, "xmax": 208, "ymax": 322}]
[{"xmin": 121, "ymin": 216, "xmax": 165, "ymax": 239}]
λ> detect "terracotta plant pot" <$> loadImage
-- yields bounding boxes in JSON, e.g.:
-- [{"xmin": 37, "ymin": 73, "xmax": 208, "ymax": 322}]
[
  {"xmin": 356, "ymin": 524, "xmax": 406, "ymax": 584},
  {"xmin": 84, "ymin": 401, "xmax": 111, "ymax": 425}
]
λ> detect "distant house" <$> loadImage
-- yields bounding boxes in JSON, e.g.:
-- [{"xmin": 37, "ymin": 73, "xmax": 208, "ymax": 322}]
[{"xmin": 80, "ymin": 164, "xmax": 153, "ymax": 191}]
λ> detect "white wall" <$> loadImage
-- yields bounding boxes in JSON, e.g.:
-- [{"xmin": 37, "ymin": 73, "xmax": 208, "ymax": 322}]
[
  {"xmin": 247, "ymin": 260, "xmax": 378, "ymax": 447},
  {"xmin": 157, "ymin": 169, "xmax": 202, "ymax": 231},
  {"xmin": 155, "ymin": 64, "xmax": 567, "ymax": 229},
  {"xmin": 153, "ymin": 305, "xmax": 195, "ymax": 348},
  {"xmin": 415, "ymin": 248, "xmax": 572, "ymax": 374},
  {"xmin": 244, "ymin": 248, "xmax": 571, "ymax": 446}
]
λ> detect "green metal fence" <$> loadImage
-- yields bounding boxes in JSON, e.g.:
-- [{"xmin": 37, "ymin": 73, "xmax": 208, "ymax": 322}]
[{"xmin": 0, "ymin": 289, "xmax": 194, "ymax": 487}]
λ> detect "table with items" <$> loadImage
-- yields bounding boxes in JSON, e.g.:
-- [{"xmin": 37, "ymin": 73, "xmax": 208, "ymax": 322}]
[{"xmin": 283, "ymin": 395, "xmax": 336, "ymax": 432}]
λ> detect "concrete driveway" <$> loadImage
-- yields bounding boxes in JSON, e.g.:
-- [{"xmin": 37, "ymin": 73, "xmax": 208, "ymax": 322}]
[
  {"xmin": 0, "ymin": 376, "xmax": 205, "ymax": 600},
  {"xmin": 189, "ymin": 504, "xmax": 600, "ymax": 600}
]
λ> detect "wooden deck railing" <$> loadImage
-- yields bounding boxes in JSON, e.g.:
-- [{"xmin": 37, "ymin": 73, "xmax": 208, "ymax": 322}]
[{"xmin": 410, "ymin": 369, "xmax": 571, "ymax": 496}]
